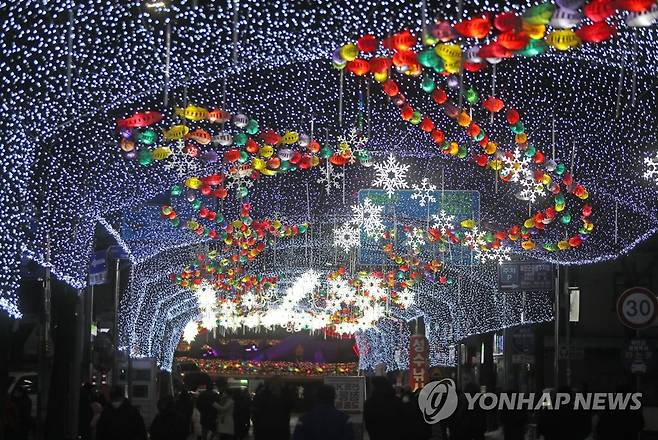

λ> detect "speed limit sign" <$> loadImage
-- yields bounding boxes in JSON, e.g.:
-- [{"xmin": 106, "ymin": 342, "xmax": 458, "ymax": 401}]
[{"xmin": 617, "ymin": 287, "xmax": 658, "ymax": 329}]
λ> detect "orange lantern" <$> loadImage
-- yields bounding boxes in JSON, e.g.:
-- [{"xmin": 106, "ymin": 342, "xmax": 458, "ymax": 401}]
[
  {"xmin": 494, "ymin": 11, "xmax": 521, "ymax": 32},
  {"xmin": 370, "ymin": 57, "xmax": 392, "ymax": 74},
  {"xmin": 575, "ymin": 22, "xmax": 616, "ymax": 43},
  {"xmin": 347, "ymin": 58, "xmax": 370, "ymax": 76},
  {"xmin": 584, "ymin": 0, "xmax": 616, "ymax": 21},
  {"xmin": 497, "ymin": 31, "xmax": 529, "ymax": 50},
  {"xmin": 482, "ymin": 96, "xmax": 504, "ymax": 113},
  {"xmin": 357, "ymin": 34, "xmax": 378, "ymax": 52},
  {"xmin": 382, "ymin": 79, "xmax": 399, "ymax": 97},
  {"xmin": 454, "ymin": 15, "xmax": 492, "ymax": 39}
]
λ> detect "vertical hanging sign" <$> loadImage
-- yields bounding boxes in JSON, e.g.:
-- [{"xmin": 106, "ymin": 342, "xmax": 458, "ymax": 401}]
[{"xmin": 408, "ymin": 334, "xmax": 429, "ymax": 391}]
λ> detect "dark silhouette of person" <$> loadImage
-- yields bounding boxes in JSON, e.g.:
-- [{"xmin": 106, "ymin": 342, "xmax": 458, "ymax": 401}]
[
  {"xmin": 399, "ymin": 389, "xmax": 431, "ymax": 440},
  {"xmin": 447, "ymin": 383, "xmax": 486, "ymax": 440},
  {"xmin": 174, "ymin": 390, "xmax": 194, "ymax": 438},
  {"xmin": 363, "ymin": 377, "xmax": 404, "ymax": 440},
  {"xmin": 95, "ymin": 386, "xmax": 147, "ymax": 440},
  {"xmin": 292, "ymin": 384, "xmax": 354, "ymax": 440},
  {"xmin": 233, "ymin": 388, "xmax": 251, "ymax": 440},
  {"xmin": 197, "ymin": 379, "xmax": 220, "ymax": 439},
  {"xmin": 4, "ymin": 385, "xmax": 32, "ymax": 440},
  {"xmin": 149, "ymin": 395, "xmax": 188, "ymax": 440},
  {"xmin": 252, "ymin": 380, "xmax": 293, "ymax": 440}
]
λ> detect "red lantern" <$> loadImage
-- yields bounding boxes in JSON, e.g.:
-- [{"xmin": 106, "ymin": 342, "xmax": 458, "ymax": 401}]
[
  {"xmin": 506, "ymin": 109, "xmax": 520, "ymax": 125},
  {"xmin": 533, "ymin": 151, "xmax": 545, "ymax": 164},
  {"xmin": 454, "ymin": 15, "xmax": 492, "ymax": 39},
  {"xmin": 347, "ymin": 58, "xmax": 370, "ymax": 76},
  {"xmin": 617, "ymin": 0, "xmax": 655, "ymax": 11},
  {"xmin": 478, "ymin": 42, "xmax": 513, "ymax": 59},
  {"xmin": 482, "ymin": 96, "xmax": 504, "ymax": 113},
  {"xmin": 370, "ymin": 57, "xmax": 392, "ymax": 74},
  {"xmin": 474, "ymin": 154, "xmax": 488, "ymax": 167},
  {"xmin": 584, "ymin": 0, "xmax": 616, "ymax": 21},
  {"xmin": 467, "ymin": 123, "xmax": 481, "ymax": 138},
  {"xmin": 260, "ymin": 129, "xmax": 281, "ymax": 145},
  {"xmin": 401, "ymin": 105, "xmax": 414, "ymax": 121},
  {"xmin": 494, "ymin": 11, "xmax": 521, "ymax": 32},
  {"xmin": 431, "ymin": 129, "xmax": 445, "ymax": 144},
  {"xmin": 568, "ymin": 236, "xmax": 583, "ymax": 248},
  {"xmin": 420, "ymin": 117, "xmax": 435, "ymax": 132},
  {"xmin": 575, "ymin": 22, "xmax": 616, "ymax": 43},
  {"xmin": 463, "ymin": 62, "xmax": 485, "ymax": 72},
  {"xmin": 392, "ymin": 50, "xmax": 417, "ymax": 68},
  {"xmin": 497, "ymin": 31, "xmax": 529, "ymax": 51},
  {"xmin": 382, "ymin": 79, "xmax": 399, "ymax": 97},
  {"xmin": 357, "ymin": 34, "xmax": 378, "ymax": 52},
  {"xmin": 390, "ymin": 30, "xmax": 416, "ymax": 51},
  {"xmin": 223, "ymin": 149, "xmax": 240, "ymax": 162},
  {"xmin": 432, "ymin": 88, "xmax": 448, "ymax": 105}
]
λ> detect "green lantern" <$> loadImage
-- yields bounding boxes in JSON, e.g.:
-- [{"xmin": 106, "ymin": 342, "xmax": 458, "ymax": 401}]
[
  {"xmin": 171, "ymin": 185, "xmax": 183, "ymax": 196},
  {"xmin": 138, "ymin": 148, "xmax": 153, "ymax": 166},
  {"xmin": 421, "ymin": 76, "xmax": 436, "ymax": 93}
]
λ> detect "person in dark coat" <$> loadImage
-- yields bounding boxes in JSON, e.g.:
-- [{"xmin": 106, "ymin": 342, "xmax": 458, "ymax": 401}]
[
  {"xmin": 233, "ymin": 388, "xmax": 251, "ymax": 440},
  {"xmin": 292, "ymin": 384, "xmax": 353, "ymax": 440},
  {"xmin": 401, "ymin": 389, "xmax": 431, "ymax": 440},
  {"xmin": 4, "ymin": 385, "xmax": 32, "ymax": 440},
  {"xmin": 447, "ymin": 383, "xmax": 486, "ymax": 440},
  {"xmin": 363, "ymin": 377, "xmax": 404, "ymax": 440},
  {"xmin": 197, "ymin": 379, "xmax": 220, "ymax": 440},
  {"xmin": 252, "ymin": 380, "xmax": 293, "ymax": 440},
  {"xmin": 498, "ymin": 390, "xmax": 527, "ymax": 440},
  {"xmin": 95, "ymin": 386, "xmax": 147, "ymax": 440},
  {"xmin": 150, "ymin": 395, "xmax": 188, "ymax": 440}
]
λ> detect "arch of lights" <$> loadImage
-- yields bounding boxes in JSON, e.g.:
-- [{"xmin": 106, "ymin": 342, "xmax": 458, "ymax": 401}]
[{"xmin": 1, "ymin": 0, "xmax": 657, "ymax": 370}]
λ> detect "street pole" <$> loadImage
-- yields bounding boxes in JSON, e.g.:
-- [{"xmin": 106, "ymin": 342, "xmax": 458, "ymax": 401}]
[
  {"xmin": 553, "ymin": 265, "xmax": 560, "ymax": 390},
  {"xmin": 68, "ymin": 290, "xmax": 84, "ymax": 439},
  {"xmin": 112, "ymin": 259, "xmax": 120, "ymax": 387},
  {"xmin": 564, "ymin": 267, "xmax": 571, "ymax": 388}
]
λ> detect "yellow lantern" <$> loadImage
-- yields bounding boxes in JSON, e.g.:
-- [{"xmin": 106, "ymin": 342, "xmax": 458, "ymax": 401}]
[{"xmin": 547, "ymin": 29, "xmax": 580, "ymax": 51}]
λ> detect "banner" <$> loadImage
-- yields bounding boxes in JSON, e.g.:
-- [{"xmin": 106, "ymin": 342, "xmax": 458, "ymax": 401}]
[
  {"xmin": 409, "ymin": 334, "xmax": 429, "ymax": 391},
  {"xmin": 89, "ymin": 250, "xmax": 108, "ymax": 285}
]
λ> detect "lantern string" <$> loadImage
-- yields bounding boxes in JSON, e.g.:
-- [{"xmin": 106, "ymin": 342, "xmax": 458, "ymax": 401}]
[
  {"xmin": 66, "ymin": 7, "xmax": 75, "ymax": 97},
  {"xmin": 631, "ymin": 32, "xmax": 638, "ymax": 107},
  {"xmin": 339, "ymin": 69, "xmax": 344, "ymax": 127},
  {"xmin": 615, "ymin": 53, "xmax": 626, "ymax": 120},
  {"xmin": 491, "ymin": 64, "xmax": 497, "ymax": 124},
  {"xmin": 163, "ymin": 21, "xmax": 171, "ymax": 107}
]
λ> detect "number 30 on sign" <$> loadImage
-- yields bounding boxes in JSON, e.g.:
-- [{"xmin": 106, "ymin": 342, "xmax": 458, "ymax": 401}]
[{"xmin": 617, "ymin": 287, "xmax": 658, "ymax": 330}]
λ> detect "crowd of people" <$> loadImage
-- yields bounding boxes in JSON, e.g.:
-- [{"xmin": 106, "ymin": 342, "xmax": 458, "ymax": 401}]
[{"xmin": 3, "ymin": 374, "xmax": 647, "ymax": 440}]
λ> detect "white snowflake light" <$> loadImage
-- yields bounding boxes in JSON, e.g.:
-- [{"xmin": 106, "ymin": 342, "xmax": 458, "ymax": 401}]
[
  {"xmin": 478, "ymin": 245, "xmax": 512, "ymax": 264},
  {"xmin": 396, "ymin": 288, "xmax": 415, "ymax": 308},
  {"xmin": 405, "ymin": 227, "xmax": 426, "ymax": 252},
  {"xmin": 463, "ymin": 227, "xmax": 487, "ymax": 250},
  {"xmin": 338, "ymin": 127, "xmax": 369, "ymax": 164},
  {"xmin": 516, "ymin": 171, "xmax": 546, "ymax": 203},
  {"xmin": 431, "ymin": 210, "xmax": 456, "ymax": 234},
  {"xmin": 182, "ymin": 320, "xmax": 199, "ymax": 343},
  {"xmin": 317, "ymin": 164, "xmax": 344, "ymax": 194},
  {"xmin": 643, "ymin": 152, "xmax": 658, "ymax": 184},
  {"xmin": 500, "ymin": 148, "xmax": 531, "ymax": 183},
  {"xmin": 411, "ymin": 177, "xmax": 437, "ymax": 207},
  {"xmin": 361, "ymin": 274, "xmax": 386, "ymax": 299},
  {"xmin": 351, "ymin": 198, "xmax": 385, "ymax": 239},
  {"xmin": 372, "ymin": 154, "xmax": 410, "ymax": 198},
  {"xmin": 164, "ymin": 141, "xmax": 199, "ymax": 178},
  {"xmin": 333, "ymin": 222, "xmax": 360, "ymax": 253}
]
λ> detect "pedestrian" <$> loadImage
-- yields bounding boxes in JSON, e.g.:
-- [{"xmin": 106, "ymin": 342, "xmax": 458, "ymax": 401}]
[
  {"xmin": 446, "ymin": 383, "xmax": 486, "ymax": 440},
  {"xmin": 214, "ymin": 388, "xmax": 235, "ymax": 440},
  {"xmin": 150, "ymin": 395, "xmax": 189, "ymax": 440},
  {"xmin": 252, "ymin": 380, "xmax": 293, "ymax": 440},
  {"xmin": 176, "ymin": 390, "xmax": 202, "ymax": 440},
  {"xmin": 95, "ymin": 386, "xmax": 147, "ymax": 440},
  {"xmin": 4, "ymin": 385, "xmax": 32, "ymax": 440},
  {"xmin": 292, "ymin": 384, "xmax": 353, "ymax": 440},
  {"xmin": 79, "ymin": 383, "xmax": 95, "ymax": 440},
  {"xmin": 363, "ymin": 377, "xmax": 404, "ymax": 440},
  {"xmin": 233, "ymin": 388, "xmax": 251, "ymax": 440},
  {"xmin": 197, "ymin": 379, "xmax": 220, "ymax": 440},
  {"xmin": 401, "ymin": 389, "xmax": 431, "ymax": 440}
]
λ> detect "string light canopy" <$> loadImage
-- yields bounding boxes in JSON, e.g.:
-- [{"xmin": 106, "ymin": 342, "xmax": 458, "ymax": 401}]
[{"xmin": 1, "ymin": 1, "xmax": 657, "ymax": 370}]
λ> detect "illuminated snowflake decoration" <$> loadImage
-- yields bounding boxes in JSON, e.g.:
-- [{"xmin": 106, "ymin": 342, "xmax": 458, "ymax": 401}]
[
  {"xmin": 372, "ymin": 154, "xmax": 410, "ymax": 198},
  {"xmin": 327, "ymin": 277, "xmax": 355, "ymax": 302},
  {"xmin": 361, "ymin": 274, "xmax": 386, "ymax": 299},
  {"xmin": 500, "ymin": 148, "xmax": 531, "ymax": 182},
  {"xmin": 643, "ymin": 152, "xmax": 658, "ymax": 184},
  {"xmin": 404, "ymin": 227, "xmax": 426, "ymax": 252},
  {"xmin": 164, "ymin": 141, "xmax": 199, "ymax": 178},
  {"xmin": 411, "ymin": 177, "xmax": 437, "ymax": 207},
  {"xmin": 317, "ymin": 164, "xmax": 344, "ymax": 195},
  {"xmin": 463, "ymin": 227, "xmax": 487, "ymax": 250},
  {"xmin": 225, "ymin": 167, "xmax": 254, "ymax": 192},
  {"xmin": 478, "ymin": 245, "xmax": 512, "ymax": 264},
  {"xmin": 333, "ymin": 222, "xmax": 361, "ymax": 253},
  {"xmin": 396, "ymin": 288, "xmax": 415, "ymax": 308},
  {"xmin": 241, "ymin": 291, "xmax": 258, "ymax": 309},
  {"xmin": 431, "ymin": 210, "xmax": 456, "ymax": 234},
  {"xmin": 516, "ymin": 171, "xmax": 546, "ymax": 203},
  {"xmin": 351, "ymin": 197, "xmax": 385, "ymax": 239},
  {"xmin": 338, "ymin": 127, "xmax": 369, "ymax": 164},
  {"xmin": 182, "ymin": 320, "xmax": 199, "ymax": 343}
]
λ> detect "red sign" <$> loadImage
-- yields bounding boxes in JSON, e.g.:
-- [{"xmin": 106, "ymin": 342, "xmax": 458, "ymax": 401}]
[{"xmin": 409, "ymin": 334, "xmax": 429, "ymax": 391}]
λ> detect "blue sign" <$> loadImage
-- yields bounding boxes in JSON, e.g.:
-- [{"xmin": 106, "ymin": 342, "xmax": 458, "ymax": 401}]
[
  {"xmin": 89, "ymin": 250, "xmax": 108, "ymax": 285},
  {"xmin": 108, "ymin": 245, "xmax": 130, "ymax": 260},
  {"xmin": 357, "ymin": 189, "xmax": 480, "ymax": 266}
]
